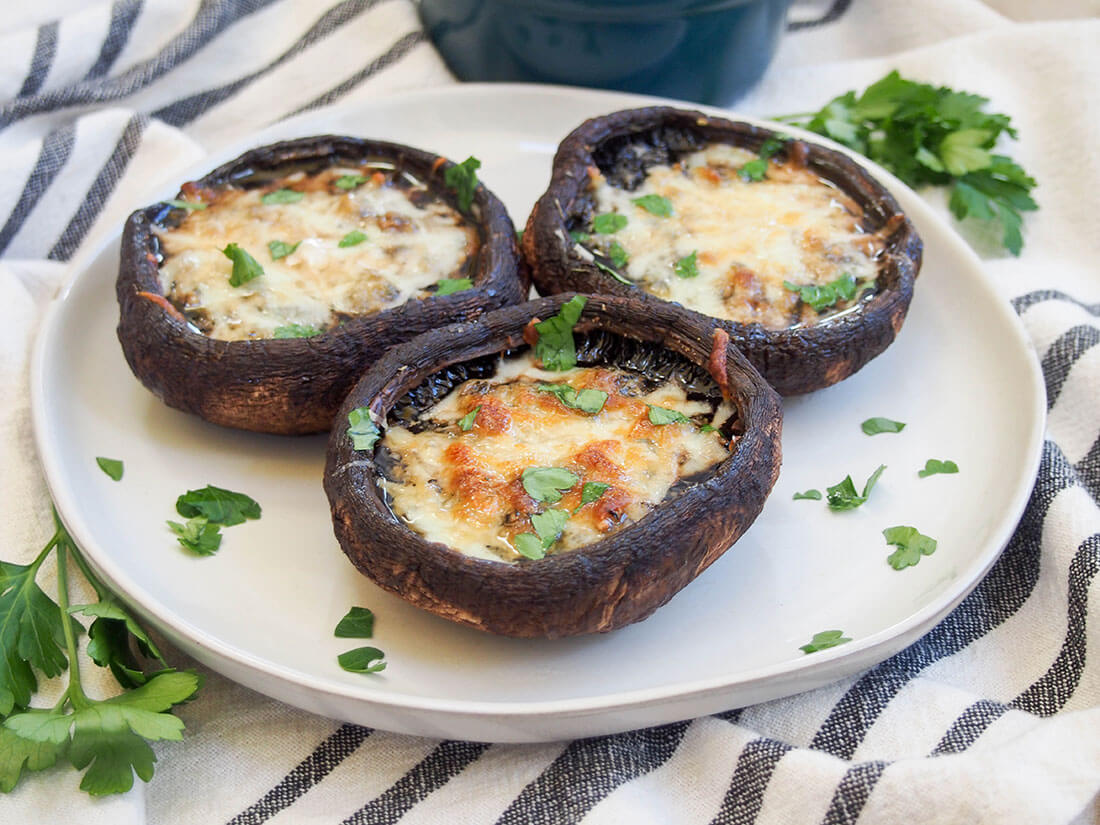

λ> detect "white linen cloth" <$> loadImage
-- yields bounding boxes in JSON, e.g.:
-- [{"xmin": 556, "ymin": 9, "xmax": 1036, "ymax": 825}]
[{"xmin": 2, "ymin": 1, "xmax": 1098, "ymax": 822}]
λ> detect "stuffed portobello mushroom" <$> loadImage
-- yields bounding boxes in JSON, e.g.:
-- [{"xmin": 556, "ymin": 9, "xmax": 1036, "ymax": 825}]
[
  {"xmin": 523, "ymin": 107, "xmax": 923, "ymax": 395},
  {"xmin": 324, "ymin": 294, "xmax": 782, "ymax": 638},
  {"xmin": 117, "ymin": 135, "xmax": 526, "ymax": 435}
]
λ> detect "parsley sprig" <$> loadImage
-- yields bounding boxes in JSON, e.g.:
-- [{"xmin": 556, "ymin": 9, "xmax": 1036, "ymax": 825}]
[
  {"xmin": 1, "ymin": 512, "xmax": 200, "ymax": 795},
  {"xmin": 776, "ymin": 71, "xmax": 1037, "ymax": 255}
]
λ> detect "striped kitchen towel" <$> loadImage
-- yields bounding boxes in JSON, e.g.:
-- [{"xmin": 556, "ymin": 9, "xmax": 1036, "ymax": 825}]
[{"xmin": 1, "ymin": 1, "xmax": 1098, "ymax": 823}]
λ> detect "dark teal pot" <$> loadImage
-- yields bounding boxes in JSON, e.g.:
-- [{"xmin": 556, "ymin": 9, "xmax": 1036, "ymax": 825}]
[{"xmin": 418, "ymin": 0, "xmax": 791, "ymax": 105}]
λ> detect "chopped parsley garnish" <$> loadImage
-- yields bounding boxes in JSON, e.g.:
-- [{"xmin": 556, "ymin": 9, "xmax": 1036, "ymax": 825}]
[
  {"xmin": 521, "ymin": 467, "xmax": 578, "ymax": 504},
  {"xmin": 569, "ymin": 230, "xmax": 591, "ymax": 243},
  {"xmin": 335, "ymin": 174, "xmax": 368, "ymax": 190},
  {"xmin": 267, "ymin": 239, "xmax": 300, "ymax": 260},
  {"xmin": 647, "ymin": 405, "xmax": 691, "ymax": 426},
  {"xmin": 435, "ymin": 278, "xmax": 473, "ymax": 295},
  {"xmin": 531, "ymin": 509, "xmax": 569, "ymax": 547},
  {"xmin": 222, "ymin": 243, "xmax": 264, "ymax": 287},
  {"xmin": 700, "ymin": 424, "xmax": 717, "ymax": 433},
  {"xmin": 783, "ymin": 273, "xmax": 862, "ymax": 312},
  {"xmin": 534, "ymin": 295, "xmax": 587, "ymax": 370},
  {"xmin": 595, "ymin": 258, "xmax": 633, "ymax": 284},
  {"xmin": 579, "ymin": 482, "xmax": 610, "ymax": 508},
  {"xmin": 444, "ymin": 156, "xmax": 480, "ymax": 212},
  {"xmin": 775, "ymin": 71, "xmax": 1037, "ymax": 255},
  {"xmin": 165, "ymin": 198, "xmax": 206, "ymax": 210},
  {"xmin": 514, "ymin": 533, "xmax": 546, "ymax": 560},
  {"xmin": 538, "ymin": 383, "xmax": 607, "ymax": 414},
  {"xmin": 793, "ymin": 489, "xmax": 822, "ymax": 501},
  {"xmin": 174, "ymin": 485, "xmax": 261, "ymax": 527},
  {"xmin": 592, "ymin": 213, "xmax": 628, "ymax": 234},
  {"xmin": 883, "ymin": 525, "xmax": 938, "ymax": 570},
  {"xmin": 861, "ymin": 417, "xmax": 906, "ymax": 435},
  {"xmin": 738, "ymin": 136, "xmax": 789, "ymax": 182},
  {"xmin": 338, "ymin": 230, "xmax": 367, "ymax": 248},
  {"xmin": 458, "ymin": 406, "xmax": 481, "ymax": 431},
  {"xmin": 334, "ymin": 606, "xmax": 375, "ymax": 638},
  {"xmin": 632, "ymin": 194, "xmax": 673, "ymax": 217},
  {"xmin": 166, "ymin": 517, "xmax": 222, "ymax": 555},
  {"xmin": 674, "ymin": 251, "xmax": 699, "ymax": 279},
  {"xmin": 919, "ymin": 459, "xmax": 959, "ymax": 477},
  {"xmin": 337, "ymin": 647, "xmax": 387, "ymax": 674},
  {"xmin": 95, "ymin": 457, "xmax": 123, "ymax": 481},
  {"xmin": 826, "ymin": 464, "xmax": 886, "ymax": 511},
  {"xmin": 347, "ymin": 407, "xmax": 380, "ymax": 451},
  {"xmin": 261, "ymin": 188, "xmax": 304, "ymax": 205},
  {"xmin": 334, "ymin": 609, "xmax": 385, "ymax": 674},
  {"xmin": 272, "ymin": 323, "xmax": 322, "ymax": 339},
  {"xmin": 800, "ymin": 630, "xmax": 852, "ymax": 654},
  {"xmin": 608, "ymin": 241, "xmax": 629, "ymax": 268}
]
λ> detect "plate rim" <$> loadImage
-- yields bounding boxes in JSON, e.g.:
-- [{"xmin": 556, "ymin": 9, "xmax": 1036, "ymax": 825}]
[{"xmin": 30, "ymin": 82, "xmax": 1047, "ymax": 734}]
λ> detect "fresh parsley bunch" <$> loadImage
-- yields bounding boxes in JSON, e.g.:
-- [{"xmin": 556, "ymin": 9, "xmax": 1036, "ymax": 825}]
[
  {"xmin": 1, "ymin": 512, "xmax": 200, "ymax": 795},
  {"xmin": 777, "ymin": 71, "xmax": 1037, "ymax": 255}
]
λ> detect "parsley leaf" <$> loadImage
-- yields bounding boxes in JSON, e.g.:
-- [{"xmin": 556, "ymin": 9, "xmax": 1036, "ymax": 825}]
[
  {"xmin": 569, "ymin": 230, "xmax": 590, "ymax": 243},
  {"xmin": 272, "ymin": 323, "xmax": 322, "ymax": 339},
  {"xmin": 522, "ymin": 467, "xmax": 578, "ymax": 504},
  {"xmin": 534, "ymin": 295, "xmax": 587, "ymax": 371},
  {"xmin": 334, "ymin": 607, "xmax": 375, "ymax": 638},
  {"xmin": 800, "ymin": 630, "xmax": 852, "ymax": 654},
  {"xmin": 608, "ymin": 241, "xmax": 629, "ymax": 268},
  {"xmin": 514, "ymin": 533, "xmax": 547, "ymax": 560},
  {"xmin": 95, "ymin": 457, "xmax": 123, "ymax": 481},
  {"xmin": 531, "ymin": 509, "xmax": 569, "ymax": 547},
  {"xmin": 347, "ymin": 407, "xmax": 380, "ymax": 451},
  {"xmin": 647, "ymin": 405, "xmax": 691, "ymax": 426},
  {"xmin": 444, "ymin": 156, "xmax": 481, "ymax": 212},
  {"xmin": 267, "ymin": 239, "xmax": 300, "ymax": 260},
  {"xmin": 458, "ymin": 406, "xmax": 480, "ymax": 431},
  {"xmin": 222, "ymin": 243, "xmax": 264, "ymax": 287},
  {"xmin": 435, "ymin": 278, "xmax": 473, "ymax": 295},
  {"xmin": 339, "ymin": 230, "xmax": 367, "ymax": 248},
  {"xmin": 793, "ymin": 489, "xmax": 822, "ymax": 501},
  {"xmin": 674, "ymin": 251, "xmax": 699, "ymax": 279},
  {"xmin": 335, "ymin": 174, "xmax": 368, "ymax": 190},
  {"xmin": 861, "ymin": 417, "xmax": 906, "ymax": 435},
  {"xmin": 783, "ymin": 273, "xmax": 862, "ymax": 312},
  {"xmin": 164, "ymin": 199, "xmax": 205, "ymax": 211},
  {"xmin": 261, "ymin": 188, "xmax": 303, "ymax": 205},
  {"xmin": 338, "ymin": 647, "xmax": 387, "ymax": 674},
  {"xmin": 594, "ymin": 258, "xmax": 633, "ymax": 284},
  {"xmin": 175, "ymin": 485, "xmax": 261, "ymax": 527},
  {"xmin": 919, "ymin": 459, "xmax": 959, "ymax": 477},
  {"xmin": 776, "ymin": 71, "xmax": 1037, "ymax": 254},
  {"xmin": 592, "ymin": 213, "xmax": 628, "ymax": 234},
  {"xmin": 883, "ymin": 525, "xmax": 938, "ymax": 569},
  {"xmin": 537, "ymin": 383, "xmax": 607, "ymax": 414},
  {"xmin": 632, "ymin": 194, "xmax": 673, "ymax": 217},
  {"xmin": 739, "ymin": 136, "xmax": 789, "ymax": 182},
  {"xmin": 826, "ymin": 464, "xmax": 886, "ymax": 511},
  {"xmin": 580, "ymin": 482, "xmax": 610, "ymax": 508},
  {"xmin": 166, "ymin": 517, "xmax": 222, "ymax": 556}
]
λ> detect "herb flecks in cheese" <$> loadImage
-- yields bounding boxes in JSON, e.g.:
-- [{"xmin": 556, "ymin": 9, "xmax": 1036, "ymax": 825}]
[
  {"xmin": 379, "ymin": 352, "xmax": 733, "ymax": 562},
  {"xmin": 155, "ymin": 166, "xmax": 478, "ymax": 340},
  {"xmin": 586, "ymin": 144, "xmax": 883, "ymax": 329}
]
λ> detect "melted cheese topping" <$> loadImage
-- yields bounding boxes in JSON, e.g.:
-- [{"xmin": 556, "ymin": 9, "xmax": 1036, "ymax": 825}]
[
  {"xmin": 154, "ymin": 167, "xmax": 477, "ymax": 340},
  {"xmin": 587, "ymin": 143, "xmax": 882, "ymax": 329},
  {"xmin": 380, "ymin": 353, "xmax": 733, "ymax": 562}
]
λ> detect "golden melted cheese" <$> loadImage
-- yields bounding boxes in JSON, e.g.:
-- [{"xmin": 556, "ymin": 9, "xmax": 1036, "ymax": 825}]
[
  {"xmin": 154, "ymin": 166, "xmax": 477, "ymax": 340},
  {"xmin": 586, "ymin": 143, "xmax": 882, "ymax": 329},
  {"xmin": 380, "ymin": 353, "xmax": 734, "ymax": 562}
]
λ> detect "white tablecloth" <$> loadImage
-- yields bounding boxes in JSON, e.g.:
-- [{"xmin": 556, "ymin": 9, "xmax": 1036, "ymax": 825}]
[{"xmin": 2, "ymin": 1, "xmax": 1098, "ymax": 822}]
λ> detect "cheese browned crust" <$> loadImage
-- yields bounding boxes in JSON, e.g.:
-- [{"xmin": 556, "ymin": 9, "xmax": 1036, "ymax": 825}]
[
  {"xmin": 379, "ymin": 352, "xmax": 733, "ymax": 562},
  {"xmin": 154, "ymin": 165, "xmax": 477, "ymax": 340},
  {"xmin": 586, "ymin": 143, "xmax": 882, "ymax": 329}
]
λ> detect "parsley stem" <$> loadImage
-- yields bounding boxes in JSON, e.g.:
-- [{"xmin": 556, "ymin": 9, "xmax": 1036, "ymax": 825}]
[
  {"xmin": 65, "ymin": 533, "xmax": 109, "ymax": 603},
  {"xmin": 55, "ymin": 543, "xmax": 90, "ymax": 710}
]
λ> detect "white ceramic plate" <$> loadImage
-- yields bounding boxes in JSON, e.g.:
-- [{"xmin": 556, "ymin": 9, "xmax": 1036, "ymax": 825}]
[{"xmin": 32, "ymin": 85, "xmax": 1045, "ymax": 742}]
